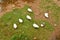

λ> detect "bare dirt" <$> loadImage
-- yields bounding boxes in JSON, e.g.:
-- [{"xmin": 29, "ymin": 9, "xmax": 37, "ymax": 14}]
[
  {"xmin": 0, "ymin": 0, "xmax": 26, "ymax": 16},
  {"xmin": 0, "ymin": 0, "xmax": 60, "ymax": 40},
  {"xmin": 49, "ymin": 24, "xmax": 60, "ymax": 40},
  {"xmin": 53, "ymin": 0, "xmax": 60, "ymax": 7}
]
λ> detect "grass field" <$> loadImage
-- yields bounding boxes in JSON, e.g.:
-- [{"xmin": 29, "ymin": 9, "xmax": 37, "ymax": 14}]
[
  {"xmin": 0, "ymin": 0, "xmax": 60, "ymax": 40},
  {"xmin": 0, "ymin": 5, "xmax": 54, "ymax": 40},
  {"xmin": 40, "ymin": 0, "xmax": 60, "ymax": 24}
]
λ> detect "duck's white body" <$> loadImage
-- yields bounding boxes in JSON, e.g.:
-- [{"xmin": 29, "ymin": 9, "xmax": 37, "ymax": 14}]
[
  {"xmin": 44, "ymin": 13, "xmax": 49, "ymax": 18},
  {"xmin": 26, "ymin": 15, "xmax": 32, "ymax": 20},
  {"xmin": 13, "ymin": 24, "xmax": 17, "ymax": 29},
  {"xmin": 33, "ymin": 23, "xmax": 39, "ymax": 28},
  {"xmin": 27, "ymin": 8, "xmax": 32, "ymax": 12},
  {"xmin": 19, "ymin": 19, "xmax": 23, "ymax": 23},
  {"xmin": 41, "ymin": 24, "xmax": 44, "ymax": 27}
]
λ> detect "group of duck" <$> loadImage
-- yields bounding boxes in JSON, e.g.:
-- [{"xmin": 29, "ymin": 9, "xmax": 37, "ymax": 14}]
[{"xmin": 13, "ymin": 8, "xmax": 49, "ymax": 29}]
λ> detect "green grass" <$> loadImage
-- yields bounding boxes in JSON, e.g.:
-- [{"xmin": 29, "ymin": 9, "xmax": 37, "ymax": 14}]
[
  {"xmin": 0, "ymin": 5, "xmax": 54, "ymax": 40},
  {"xmin": 40, "ymin": 0, "xmax": 60, "ymax": 24},
  {"xmin": 0, "ymin": 0, "xmax": 60, "ymax": 40},
  {"xmin": 11, "ymin": 33, "xmax": 30, "ymax": 40}
]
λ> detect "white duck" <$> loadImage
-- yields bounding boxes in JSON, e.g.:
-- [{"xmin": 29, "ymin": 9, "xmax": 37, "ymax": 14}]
[
  {"xmin": 44, "ymin": 13, "xmax": 49, "ymax": 18},
  {"xmin": 41, "ymin": 24, "xmax": 44, "ymax": 27},
  {"xmin": 40, "ymin": 22, "xmax": 45, "ymax": 27},
  {"xmin": 26, "ymin": 15, "xmax": 32, "ymax": 20},
  {"xmin": 19, "ymin": 18, "xmax": 23, "ymax": 23},
  {"xmin": 27, "ymin": 8, "xmax": 32, "ymax": 12},
  {"xmin": 33, "ymin": 23, "xmax": 39, "ymax": 28},
  {"xmin": 13, "ymin": 23, "xmax": 17, "ymax": 29}
]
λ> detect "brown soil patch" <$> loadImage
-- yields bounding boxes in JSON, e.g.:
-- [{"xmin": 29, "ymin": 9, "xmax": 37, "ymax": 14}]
[
  {"xmin": 0, "ymin": 0, "xmax": 26, "ymax": 17},
  {"xmin": 0, "ymin": 4, "xmax": 15, "ymax": 17},
  {"xmin": 53, "ymin": 0, "xmax": 60, "ymax": 6},
  {"xmin": 49, "ymin": 25, "xmax": 60, "ymax": 40},
  {"xmin": 22, "ymin": 0, "xmax": 35, "ymax": 3}
]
